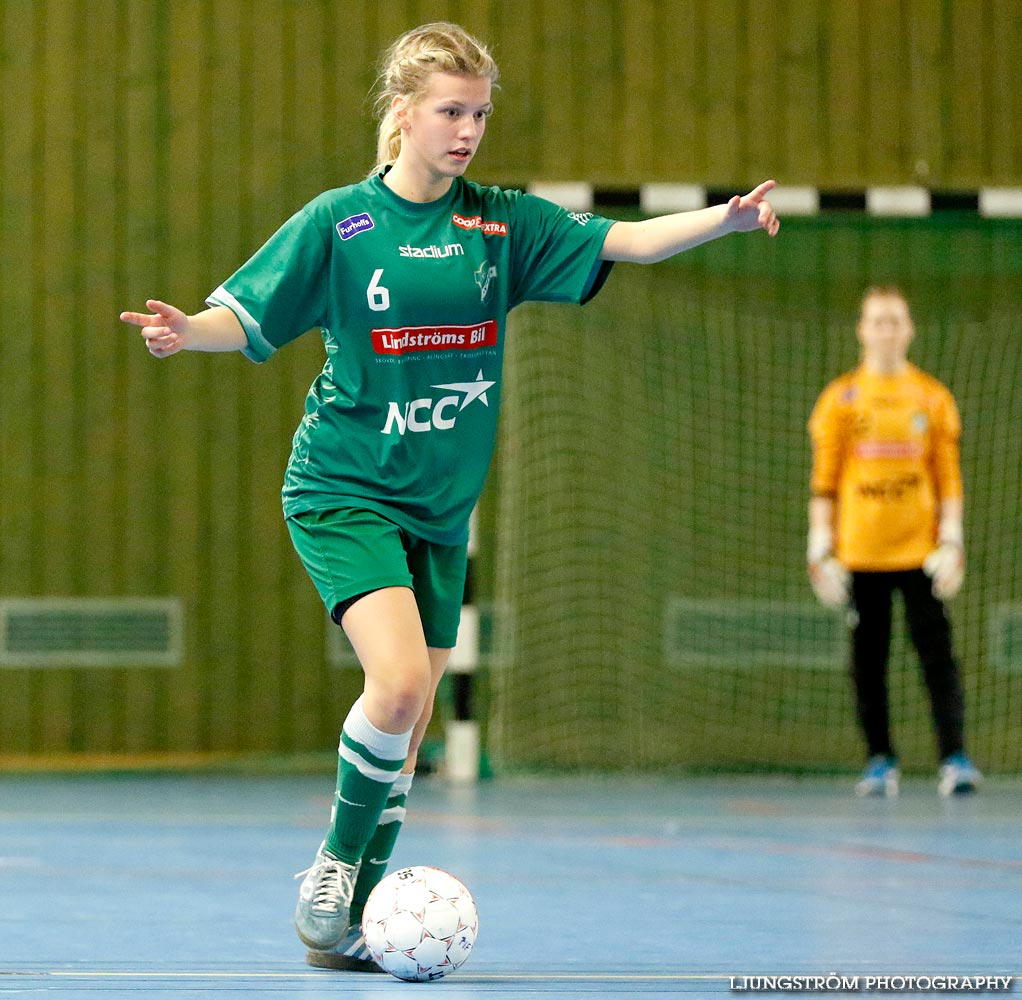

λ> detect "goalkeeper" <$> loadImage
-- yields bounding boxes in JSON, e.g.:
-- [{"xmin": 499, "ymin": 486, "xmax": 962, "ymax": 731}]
[{"xmin": 807, "ymin": 286, "xmax": 981, "ymax": 798}]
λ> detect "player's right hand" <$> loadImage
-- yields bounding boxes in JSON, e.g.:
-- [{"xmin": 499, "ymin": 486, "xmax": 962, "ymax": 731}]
[
  {"xmin": 119, "ymin": 299, "xmax": 190, "ymax": 358},
  {"xmin": 808, "ymin": 557, "xmax": 850, "ymax": 610}
]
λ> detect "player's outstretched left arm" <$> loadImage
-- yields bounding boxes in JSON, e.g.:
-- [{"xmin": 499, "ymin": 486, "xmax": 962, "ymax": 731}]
[{"xmin": 599, "ymin": 179, "xmax": 780, "ymax": 264}]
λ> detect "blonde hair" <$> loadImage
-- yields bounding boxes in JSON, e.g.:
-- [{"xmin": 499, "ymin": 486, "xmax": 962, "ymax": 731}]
[
  {"xmin": 861, "ymin": 285, "xmax": 909, "ymax": 312},
  {"xmin": 371, "ymin": 22, "xmax": 499, "ymax": 175}
]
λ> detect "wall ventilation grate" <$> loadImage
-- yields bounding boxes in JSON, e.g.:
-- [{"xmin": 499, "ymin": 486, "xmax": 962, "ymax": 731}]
[{"xmin": 0, "ymin": 598, "xmax": 184, "ymax": 668}]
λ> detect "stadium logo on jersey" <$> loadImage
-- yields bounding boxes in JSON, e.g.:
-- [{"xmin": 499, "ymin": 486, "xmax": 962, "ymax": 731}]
[
  {"xmin": 380, "ymin": 370, "xmax": 496, "ymax": 436},
  {"xmin": 474, "ymin": 260, "xmax": 497, "ymax": 302},
  {"xmin": 372, "ymin": 321, "xmax": 498, "ymax": 355},
  {"xmin": 398, "ymin": 243, "xmax": 465, "ymax": 259},
  {"xmin": 336, "ymin": 213, "xmax": 374, "ymax": 241},
  {"xmin": 452, "ymin": 213, "xmax": 508, "ymax": 236}
]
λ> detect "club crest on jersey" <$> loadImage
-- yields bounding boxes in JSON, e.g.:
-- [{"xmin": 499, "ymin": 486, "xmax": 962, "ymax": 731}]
[
  {"xmin": 336, "ymin": 213, "xmax": 374, "ymax": 241},
  {"xmin": 474, "ymin": 260, "xmax": 497, "ymax": 302}
]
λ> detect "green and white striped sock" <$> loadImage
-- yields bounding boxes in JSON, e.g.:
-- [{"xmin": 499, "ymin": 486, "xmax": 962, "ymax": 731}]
[
  {"xmin": 349, "ymin": 771, "xmax": 414, "ymax": 928},
  {"xmin": 324, "ymin": 697, "xmax": 410, "ymax": 866}
]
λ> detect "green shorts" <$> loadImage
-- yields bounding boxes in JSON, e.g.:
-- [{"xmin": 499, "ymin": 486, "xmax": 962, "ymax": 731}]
[{"xmin": 286, "ymin": 507, "xmax": 467, "ymax": 649}]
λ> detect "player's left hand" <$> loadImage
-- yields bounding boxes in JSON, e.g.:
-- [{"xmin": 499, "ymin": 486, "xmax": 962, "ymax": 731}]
[
  {"xmin": 923, "ymin": 543, "xmax": 965, "ymax": 600},
  {"xmin": 724, "ymin": 180, "xmax": 780, "ymax": 237},
  {"xmin": 808, "ymin": 556, "xmax": 850, "ymax": 610}
]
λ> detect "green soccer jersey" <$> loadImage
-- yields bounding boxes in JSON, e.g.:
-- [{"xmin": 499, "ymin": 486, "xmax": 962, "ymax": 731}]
[{"xmin": 207, "ymin": 171, "xmax": 615, "ymax": 544}]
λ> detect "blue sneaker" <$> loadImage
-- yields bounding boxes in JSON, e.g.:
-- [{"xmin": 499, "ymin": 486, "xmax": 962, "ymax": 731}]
[
  {"xmin": 938, "ymin": 752, "xmax": 982, "ymax": 797},
  {"xmin": 305, "ymin": 924, "xmax": 384, "ymax": 973},
  {"xmin": 855, "ymin": 755, "xmax": 899, "ymax": 797}
]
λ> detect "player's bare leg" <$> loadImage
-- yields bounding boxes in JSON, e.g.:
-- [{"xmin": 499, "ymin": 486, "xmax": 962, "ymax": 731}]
[
  {"xmin": 301, "ymin": 590, "xmax": 449, "ymax": 964},
  {"xmin": 295, "ymin": 588, "xmax": 430, "ymax": 949}
]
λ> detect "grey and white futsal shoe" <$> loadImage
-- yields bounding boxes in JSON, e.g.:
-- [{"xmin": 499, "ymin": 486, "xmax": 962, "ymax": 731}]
[
  {"xmin": 305, "ymin": 924, "xmax": 385, "ymax": 973},
  {"xmin": 294, "ymin": 842, "xmax": 361, "ymax": 950}
]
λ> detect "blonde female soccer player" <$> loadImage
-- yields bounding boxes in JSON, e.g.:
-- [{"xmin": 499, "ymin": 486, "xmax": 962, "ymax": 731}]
[
  {"xmin": 121, "ymin": 21, "xmax": 779, "ymax": 970},
  {"xmin": 807, "ymin": 287, "xmax": 982, "ymax": 799}
]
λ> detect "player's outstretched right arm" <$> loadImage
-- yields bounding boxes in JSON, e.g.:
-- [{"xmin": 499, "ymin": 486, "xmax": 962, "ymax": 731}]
[{"xmin": 120, "ymin": 300, "xmax": 246, "ymax": 359}]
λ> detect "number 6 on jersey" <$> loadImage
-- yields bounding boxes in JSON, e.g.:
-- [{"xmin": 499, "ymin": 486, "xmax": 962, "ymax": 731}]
[{"xmin": 367, "ymin": 269, "xmax": 390, "ymax": 311}]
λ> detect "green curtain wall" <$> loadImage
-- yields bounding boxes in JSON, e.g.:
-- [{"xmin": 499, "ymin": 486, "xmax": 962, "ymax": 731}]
[{"xmin": 1, "ymin": 0, "xmax": 1020, "ymax": 759}]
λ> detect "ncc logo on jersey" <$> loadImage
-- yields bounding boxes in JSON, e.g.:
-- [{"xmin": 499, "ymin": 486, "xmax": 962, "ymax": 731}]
[{"xmin": 381, "ymin": 370, "xmax": 495, "ymax": 436}]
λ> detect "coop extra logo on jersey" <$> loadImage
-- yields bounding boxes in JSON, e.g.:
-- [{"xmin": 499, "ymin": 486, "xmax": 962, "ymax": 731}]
[
  {"xmin": 381, "ymin": 370, "xmax": 496, "ymax": 436},
  {"xmin": 372, "ymin": 320, "xmax": 498, "ymax": 355},
  {"xmin": 336, "ymin": 213, "xmax": 374, "ymax": 240},
  {"xmin": 451, "ymin": 212, "xmax": 508, "ymax": 236}
]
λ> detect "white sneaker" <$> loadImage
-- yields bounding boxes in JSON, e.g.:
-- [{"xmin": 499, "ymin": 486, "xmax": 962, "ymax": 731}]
[
  {"xmin": 305, "ymin": 924, "xmax": 384, "ymax": 973},
  {"xmin": 855, "ymin": 755, "xmax": 899, "ymax": 798},
  {"xmin": 938, "ymin": 752, "xmax": 983, "ymax": 797},
  {"xmin": 294, "ymin": 843, "xmax": 360, "ymax": 950}
]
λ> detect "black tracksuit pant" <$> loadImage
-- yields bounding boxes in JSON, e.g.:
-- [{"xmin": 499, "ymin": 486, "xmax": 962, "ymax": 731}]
[{"xmin": 849, "ymin": 569, "xmax": 966, "ymax": 762}]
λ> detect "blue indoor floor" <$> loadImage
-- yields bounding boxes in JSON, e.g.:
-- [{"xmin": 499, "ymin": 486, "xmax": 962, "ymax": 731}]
[{"xmin": 0, "ymin": 771, "xmax": 1019, "ymax": 997}]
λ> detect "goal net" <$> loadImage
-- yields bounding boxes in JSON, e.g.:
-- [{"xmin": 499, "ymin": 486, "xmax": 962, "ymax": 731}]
[{"xmin": 487, "ymin": 214, "xmax": 1022, "ymax": 775}]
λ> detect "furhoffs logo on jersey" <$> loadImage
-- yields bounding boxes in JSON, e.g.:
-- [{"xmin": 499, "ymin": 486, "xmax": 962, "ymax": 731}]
[
  {"xmin": 381, "ymin": 370, "xmax": 496, "ymax": 436},
  {"xmin": 452, "ymin": 213, "xmax": 508, "ymax": 236},
  {"xmin": 336, "ymin": 213, "xmax": 374, "ymax": 240},
  {"xmin": 372, "ymin": 321, "xmax": 498, "ymax": 355}
]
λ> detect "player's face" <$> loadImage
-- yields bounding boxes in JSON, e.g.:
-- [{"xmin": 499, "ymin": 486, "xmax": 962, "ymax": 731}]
[
  {"xmin": 397, "ymin": 72, "xmax": 492, "ymax": 181},
  {"xmin": 857, "ymin": 294, "xmax": 914, "ymax": 368}
]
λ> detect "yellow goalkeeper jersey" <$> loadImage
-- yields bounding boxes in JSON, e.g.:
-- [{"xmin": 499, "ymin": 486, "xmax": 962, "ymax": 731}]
[{"xmin": 809, "ymin": 363, "xmax": 963, "ymax": 572}]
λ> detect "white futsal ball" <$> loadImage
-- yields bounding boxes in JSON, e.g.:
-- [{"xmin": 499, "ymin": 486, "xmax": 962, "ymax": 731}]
[{"xmin": 361, "ymin": 865, "xmax": 478, "ymax": 981}]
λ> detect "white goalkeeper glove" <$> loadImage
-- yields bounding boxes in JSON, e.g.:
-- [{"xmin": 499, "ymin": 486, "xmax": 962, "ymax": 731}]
[
  {"xmin": 808, "ymin": 557, "xmax": 851, "ymax": 609},
  {"xmin": 923, "ymin": 513, "xmax": 965, "ymax": 601},
  {"xmin": 807, "ymin": 526, "xmax": 850, "ymax": 610},
  {"xmin": 923, "ymin": 543, "xmax": 965, "ymax": 600}
]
